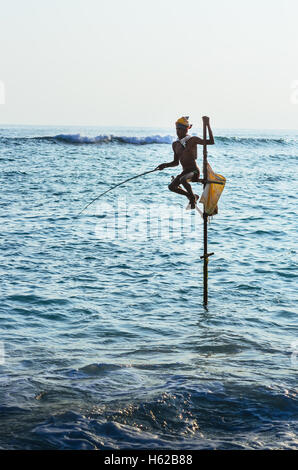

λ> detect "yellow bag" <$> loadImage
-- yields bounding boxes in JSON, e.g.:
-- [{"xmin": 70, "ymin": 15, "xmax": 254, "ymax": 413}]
[{"xmin": 199, "ymin": 163, "xmax": 226, "ymax": 216}]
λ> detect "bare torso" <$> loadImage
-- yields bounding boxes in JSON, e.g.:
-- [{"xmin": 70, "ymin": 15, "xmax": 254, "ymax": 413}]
[{"xmin": 173, "ymin": 137, "xmax": 200, "ymax": 173}]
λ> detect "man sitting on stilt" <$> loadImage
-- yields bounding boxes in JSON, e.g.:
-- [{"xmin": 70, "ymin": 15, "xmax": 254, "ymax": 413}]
[{"xmin": 157, "ymin": 116, "xmax": 214, "ymax": 209}]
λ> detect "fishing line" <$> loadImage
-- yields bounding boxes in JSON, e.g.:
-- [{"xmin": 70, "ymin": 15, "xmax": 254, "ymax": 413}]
[{"xmin": 77, "ymin": 167, "xmax": 159, "ymax": 217}]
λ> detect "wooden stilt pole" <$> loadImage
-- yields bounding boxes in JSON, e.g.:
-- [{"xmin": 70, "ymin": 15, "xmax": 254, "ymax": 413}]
[
  {"xmin": 200, "ymin": 119, "xmax": 215, "ymax": 306},
  {"xmin": 202, "ymin": 121, "xmax": 208, "ymax": 306}
]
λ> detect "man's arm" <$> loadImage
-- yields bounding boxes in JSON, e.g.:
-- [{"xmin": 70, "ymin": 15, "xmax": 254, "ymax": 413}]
[
  {"xmin": 188, "ymin": 117, "xmax": 215, "ymax": 146},
  {"xmin": 157, "ymin": 144, "xmax": 179, "ymax": 170}
]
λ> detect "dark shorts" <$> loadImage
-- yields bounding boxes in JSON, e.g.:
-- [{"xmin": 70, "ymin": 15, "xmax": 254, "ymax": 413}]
[{"xmin": 172, "ymin": 168, "xmax": 200, "ymax": 186}]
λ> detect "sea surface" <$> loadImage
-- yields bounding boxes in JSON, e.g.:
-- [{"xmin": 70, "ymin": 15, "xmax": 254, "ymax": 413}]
[{"xmin": 0, "ymin": 125, "xmax": 297, "ymax": 450}]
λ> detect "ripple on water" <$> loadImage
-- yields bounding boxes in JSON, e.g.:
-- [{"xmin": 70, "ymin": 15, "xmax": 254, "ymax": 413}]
[{"xmin": 6, "ymin": 294, "xmax": 70, "ymax": 306}]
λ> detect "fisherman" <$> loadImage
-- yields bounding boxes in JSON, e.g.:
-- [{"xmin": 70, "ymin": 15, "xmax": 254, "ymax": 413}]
[{"xmin": 157, "ymin": 116, "xmax": 215, "ymax": 209}]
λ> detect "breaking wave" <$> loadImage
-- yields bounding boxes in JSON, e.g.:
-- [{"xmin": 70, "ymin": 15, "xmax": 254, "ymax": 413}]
[
  {"xmin": 52, "ymin": 134, "xmax": 174, "ymax": 145},
  {"xmin": 1, "ymin": 134, "xmax": 297, "ymax": 146}
]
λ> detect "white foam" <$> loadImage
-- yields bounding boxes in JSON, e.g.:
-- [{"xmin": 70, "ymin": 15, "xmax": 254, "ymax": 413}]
[
  {"xmin": 53, "ymin": 133, "xmax": 174, "ymax": 145},
  {"xmin": 54, "ymin": 133, "xmax": 113, "ymax": 144}
]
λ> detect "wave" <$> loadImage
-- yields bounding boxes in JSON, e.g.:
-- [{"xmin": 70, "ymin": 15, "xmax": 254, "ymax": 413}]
[
  {"xmin": 3, "ymin": 382, "xmax": 297, "ymax": 450},
  {"xmin": 0, "ymin": 134, "xmax": 297, "ymax": 146},
  {"xmin": 0, "ymin": 134, "xmax": 174, "ymax": 145},
  {"xmin": 215, "ymin": 136, "xmax": 291, "ymax": 146},
  {"xmin": 56, "ymin": 134, "xmax": 175, "ymax": 145}
]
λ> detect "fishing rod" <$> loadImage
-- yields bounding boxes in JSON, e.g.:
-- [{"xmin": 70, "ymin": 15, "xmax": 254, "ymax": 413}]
[{"xmin": 77, "ymin": 167, "xmax": 159, "ymax": 216}]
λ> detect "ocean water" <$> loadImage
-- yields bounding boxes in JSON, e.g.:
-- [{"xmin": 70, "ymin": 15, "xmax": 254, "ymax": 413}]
[{"xmin": 0, "ymin": 125, "xmax": 297, "ymax": 450}]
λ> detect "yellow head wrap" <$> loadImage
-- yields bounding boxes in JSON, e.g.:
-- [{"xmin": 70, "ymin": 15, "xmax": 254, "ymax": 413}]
[{"xmin": 175, "ymin": 116, "xmax": 192, "ymax": 128}]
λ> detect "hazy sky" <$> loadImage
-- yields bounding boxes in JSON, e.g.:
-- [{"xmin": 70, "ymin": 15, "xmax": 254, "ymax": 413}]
[{"xmin": 0, "ymin": 0, "xmax": 297, "ymax": 128}]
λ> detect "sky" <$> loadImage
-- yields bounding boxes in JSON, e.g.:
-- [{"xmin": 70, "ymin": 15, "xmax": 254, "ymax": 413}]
[{"xmin": 0, "ymin": 0, "xmax": 297, "ymax": 129}]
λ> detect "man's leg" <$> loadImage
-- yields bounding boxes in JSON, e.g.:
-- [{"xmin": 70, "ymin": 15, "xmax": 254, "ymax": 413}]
[
  {"xmin": 180, "ymin": 173, "xmax": 196, "ymax": 201},
  {"xmin": 168, "ymin": 175, "xmax": 190, "ymax": 198}
]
